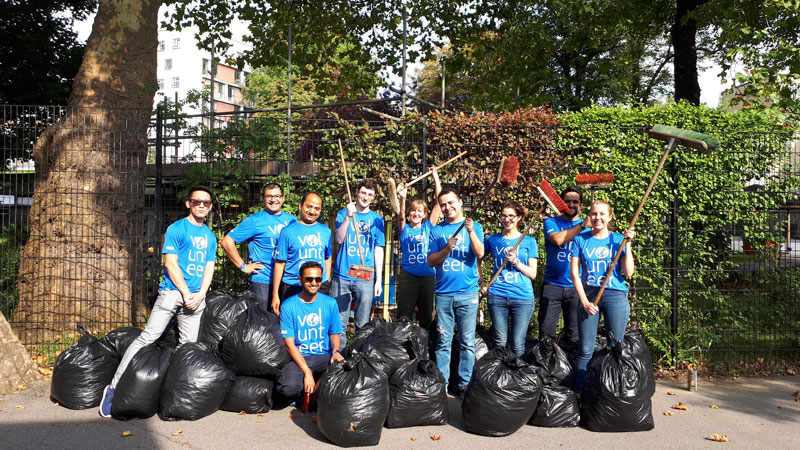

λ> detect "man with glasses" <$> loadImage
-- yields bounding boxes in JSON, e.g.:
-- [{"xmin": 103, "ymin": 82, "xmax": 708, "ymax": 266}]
[
  {"xmin": 222, "ymin": 183, "xmax": 295, "ymax": 313},
  {"xmin": 332, "ymin": 179, "xmax": 385, "ymax": 342},
  {"xmin": 539, "ymin": 186, "xmax": 589, "ymax": 348},
  {"xmin": 276, "ymin": 261, "xmax": 343, "ymax": 403},
  {"xmin": 272, "ymin": 192, "xmax": 333, "ymax": 312},
  {"xmin": 101, "ymin": 187, "xmax": 217, "ymax": 418}
]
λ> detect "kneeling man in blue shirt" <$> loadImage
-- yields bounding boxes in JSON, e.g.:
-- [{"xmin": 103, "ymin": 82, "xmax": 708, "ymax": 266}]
[{"xmin": 277, "ymin": 261, "xmax": 344, "ymax": 400}]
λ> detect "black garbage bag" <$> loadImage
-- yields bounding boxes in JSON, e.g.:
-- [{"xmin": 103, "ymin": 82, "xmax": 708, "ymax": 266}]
[
  {"xmin": 100, "ymin": 327, "xmax": 142, "ymax": 358},
  {"xmin": 444, "ymin": 327, "xmax": 491, "ymax": 390},
  {"xmin": 112, "ymin": 342, "xmax": 175, "ymax": 420},
  {"xmin": 198, "ymin": 289, "xmax": 254, "ymax": 347},
  {"xmin": 386, "ymin": 358, "xmax": 448, "ymax": 428},
  {"xmin": 220, "ymin": 304, "xmax": 289, "ymax": 376},
  {"xmin": 220, "ymin": 376, "xmax": 274, "ymax": 414},
  {"xmin": 346, "ymin": 317, "xmax": 427, "ymax": 377},
  {"xmin": 565, "ymin": 327, "xmax": 607, "ymax": 366},
  {"xmin": 159, "ymin": 342, "xmax": 235, "ymax": 421},
  {"xmin": 529, "ymin": 384, "xmax": 580, "ymax": 427},
  {"xmin": 316, "ymin": 351, "xmax": 389, "ymax": 447},
  {"xmin": 462, "ymin": 347, "xmax": 543, "ymax": 437},
  {"xmin": 581, "ymin": 329, "xmax": 655, "ymax": 432},
  {"xmin": 522, "ymin": 336, "xmax": 573, "ymax": 386},
  {"xmin": 50, "ymin": 324, "xmax": 118, "ymax": 410}
]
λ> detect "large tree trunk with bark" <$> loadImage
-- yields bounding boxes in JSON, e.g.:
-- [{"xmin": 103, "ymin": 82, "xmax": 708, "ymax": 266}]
[
  {"xmin": 14, "ymin": 0, "xmax": 161, "ymax": 341},
  {"xmin": 0, "ymin": 312, "xmax": 39, "ymax": 395},
  {"xmin": 671, "ymin": 0, "xmax": 708, "ymax": 105}
]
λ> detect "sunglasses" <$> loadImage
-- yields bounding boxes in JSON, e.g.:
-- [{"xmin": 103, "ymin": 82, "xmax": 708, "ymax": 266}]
[
  {"xmin": 189, "ymin": 199, "xmax": 212, "ymax": 207},
  {"xmin": 303, "ymin": 277, "xmax": 322, "ymax": 283}
]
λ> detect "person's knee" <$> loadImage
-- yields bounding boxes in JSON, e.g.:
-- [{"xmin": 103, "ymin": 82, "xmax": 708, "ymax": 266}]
[{"xmin": 277, "ymin": 380, "xmax": 303, "ymax": 398}]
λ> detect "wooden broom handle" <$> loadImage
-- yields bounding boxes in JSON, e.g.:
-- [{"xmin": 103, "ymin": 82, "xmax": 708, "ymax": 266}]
[
  {"xmin": 337, "ymin": 139, "xmax": 367, "ymax": 267},
  {"xmin": 485, "ymin": 204, "xmax": 547, "ymax": 289},
  {"xmin": 404, "ymin": 151, "xmax": 467, "ymax": 188},
  {"xmin": 593, "ymin": 137, "xmax": 677, "ymax": 306}
]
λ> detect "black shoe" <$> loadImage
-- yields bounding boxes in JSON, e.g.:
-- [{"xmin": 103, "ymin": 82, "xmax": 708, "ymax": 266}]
[{"xmin": 458, "ymin": 386, "xmax": 467, "ymax": 399}]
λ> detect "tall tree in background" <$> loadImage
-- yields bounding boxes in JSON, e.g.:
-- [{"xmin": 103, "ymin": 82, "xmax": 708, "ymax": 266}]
[
  {"xmin": 671, "ymin": 0, "xmax": 710, "ymax": 105},
  {"xmin": 15, "ymin": 0, "xmax": 161, "ymax": 339}
]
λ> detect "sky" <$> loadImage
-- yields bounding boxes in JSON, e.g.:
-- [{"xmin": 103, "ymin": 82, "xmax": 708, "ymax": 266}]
[{"xmin": 73, "ymin": 14, "xmax": 730, "ymax": 108}]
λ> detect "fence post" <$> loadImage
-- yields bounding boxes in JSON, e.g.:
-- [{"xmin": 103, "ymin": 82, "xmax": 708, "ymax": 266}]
[
  {"xmin": 155, "ymin": 104, "xmax": 163, "ymax": 237},
  {"xmin": 422, "ymin": 119, "xmax": 428, "ymax": 194},
  {"xmin": 670, "ymin": 152, "xmax": 679, "ymax": 368}
]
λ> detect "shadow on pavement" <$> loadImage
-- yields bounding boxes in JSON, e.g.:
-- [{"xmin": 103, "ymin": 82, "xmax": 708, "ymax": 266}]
[{"xmin": 0, "ymin": 419, "xmax": 161, "ymax": 449}]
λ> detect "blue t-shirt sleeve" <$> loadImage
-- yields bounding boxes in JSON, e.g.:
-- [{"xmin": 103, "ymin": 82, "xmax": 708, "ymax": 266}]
[
  {"xmin": 279, "ymin": 301, "xmax": 295, "ymax": 339},
  {"xmin": 162, "ymin": 223, "xmax": 181, "ymax": 255},
  {"xmin": 324, "ymin": 228, "xmax": 332, "ymax": 259},
  {"xmin": 526, "ymin": 237, "xmax": 538, "ymax": 261},
  {"xmin": 335, "ymin": 209, "xmax": 347, "ymax": 229},
  {"xmin": 328, "ymin": 298, "xmax": 343, "ymax": 335},
  {"xmin": 428, "ymin": 226, "xmax": 442, "ymax": 254},
  {"xmin": 374, "ymin": 214, "xmax": 386, "ymax": 247},
  {"xmin": 276, "ymin": 228, "xmax": 289, "ymax": 261},
  {"xmin": 474, "ymin": 222, "xmax": 485, "ymax": 242},
  {"xmin": 228, "ymin": 216, "xmax": 256, "ymax": 244},
  {"xmin": 571, "ymin": 234, "xmax": 583, "ymax": 258},
  {"xmin": 207, "ymin": 229, "xmax": 217, "ymax": 262}
]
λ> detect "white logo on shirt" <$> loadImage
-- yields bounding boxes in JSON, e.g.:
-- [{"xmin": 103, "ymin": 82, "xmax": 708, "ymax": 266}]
[
  {"xmin": 191, "ymin": 235, "xmax": 208, "ymax": 250},
  {"xmin": 357, "ymin": 221, "xmax": 369, "ymax": 233},
  {"xmin": 595, "ymin": 247, "xmax": 610, "ymax": 259},
  {"xmin": 305, "ymin": 234, "xmax": 320, "ymax": 247},
  {"xmin": 304, "ymin": 312, "xmax": 320, "ymax": 327}
]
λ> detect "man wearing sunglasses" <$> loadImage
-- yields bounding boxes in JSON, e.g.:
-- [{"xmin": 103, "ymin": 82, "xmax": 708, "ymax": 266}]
[
  {"xmin": 277, "ymin": 261, "xmax": 343, "ymax": 403},
  {"xmin": 539, "ymin": 186, "xmax": 589, "ymax": 349},
  {"xmin": 101, "ymin": 187, "xmax": 217, "ymax": 418},
  {"xmin": 221, "ymin": 183, "xmax": 295, "ymax": 313}
]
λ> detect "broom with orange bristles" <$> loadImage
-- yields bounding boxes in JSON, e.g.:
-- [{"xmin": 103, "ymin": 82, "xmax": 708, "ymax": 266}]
[
  {"xmin": 576, "ymin": 173, "xmax": 615, "ymax": 203},
  {"xmin": 337, "ymin": 139, "xmax": 374, "ymax": 281},
  {"xmin": 485, "ymin": 180, "xmax": 570, "ymax": 289}
]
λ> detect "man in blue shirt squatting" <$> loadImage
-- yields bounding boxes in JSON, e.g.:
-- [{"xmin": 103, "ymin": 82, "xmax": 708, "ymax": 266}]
[
  {"xmin": 277, "ymin": 261, "xmax": 344, "ymax": 403},
  {"xmin": 100, "ymin": 187, "xmax": 217, "ymax": 418},
  {"xmin": 331, "ymin": 179, "xmax": 385, "ymax": 342},
  {"xmin": 427, "ymin": 187, "xmax": 484, "ymax": 398},
  {"xmin": 538, "ymin": 186, "xmax": 589, "ymax": 349},
  {"xmin": 221, "ymin": 183, "xmax": 295, "ymax": 313},
  {"xmin": 271, "ymin": 192, "xmax": 333, "ymax": 313}
]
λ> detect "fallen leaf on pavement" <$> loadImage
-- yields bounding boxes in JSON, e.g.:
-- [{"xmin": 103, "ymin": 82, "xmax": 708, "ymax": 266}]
[
  {"xmin": 710, "ymin": 434, "xmax": 728, "ymax": 442},
  {"xmin": 172, "ymin": 431, "xmax": 183, "ymax": 436},
  {"xmin": 16, "ymin": 405, "xmax": 24, "ymax": 409},
  {"xmin": 430, "ymin": 434, "xmax": 442, "ymax": 441},
  {"xmin": 710, "ymin": 405, "xmax": 719, "ymax": 408},
  {"xmin": 238, "ymin": 411, "xmax": 246, "ymax": 415},
  {"xmin": 311, "ymin": 416, "xmax": 318, "ymax": 423},
  {"xmin": 121, "ymin": 431, "xmax": 132, "ymax": 437},
  {"xmin": 667, "ymin": 391, "xmax": 676, "ymax": 395},
  {"xmin": 256, "ymin": 419, "xmax": 265, "ymax": 423},
  {"xmin": 290, "ymin": 413, "xmax": 297, "ymax": 419},
  {"xmin": 349, "ymin": 423, "xmax": 356, "ymax": 432},
  {"xmin": 792, "ymin": 390, "xmax": 800, "ymax": 401},
  {"xmin": 411, "ymin": 437, "xmax": 416, "ymax": 441},
  {"xmin": 777, "ymin": 406, "xmax": 783, "ymax": 409},
  {"xmin": 17, "ymin": 384, "xmax": 27, "ymax": 391},
  {"xmin": 672, "ymin": 402, "xmax": 688, "ymax": 411},
  {"xmin": 257, "ymin": 414, "xmax": 265, "ymax": 417},
  {"xmin": 52, "ymin": 402, "xmax": 59, "ymax": 407},
  {"xmin": 38, "ymin": 367, "xmax": 53, "ymax": 377},
  {"xmin": 664, "ymin": 411, "xmax": 674, "ymax": 416},
  {"xmin": 786, "ymin": 369, "xmax": 796, "ymax": 375}
]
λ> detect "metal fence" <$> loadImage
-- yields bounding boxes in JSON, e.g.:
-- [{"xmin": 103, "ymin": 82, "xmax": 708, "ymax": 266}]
[{"xmin": 2, "ymin": 103, "xmax": 799, "ymax": 369}]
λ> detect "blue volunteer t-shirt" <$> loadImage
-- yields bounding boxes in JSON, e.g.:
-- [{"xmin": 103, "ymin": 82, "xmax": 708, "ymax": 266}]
[
  {"xmin": 228, "ymin": 210, "xmax": 295, "ymax": 284},
  {"xmin": 280, "ymin": 293, "xmax": 343, "ymax": 356},
  {"xmin": 571, "ymin": 231, "xmax": 629, "ymax": 292},
  {"xmin": 275, "ymin": 221, "xmax": 332, "ymax": 286},
  {"xmin": 400, "ymin": 220, "xmax": 436, "ymax": 277},
  {"xmin": 428, "ymin": 220, "xmax": 484, "ymax": 295},
  {"xmin": 485, "ymin": 233, "xmax": 538, "ymax": 299},
  {"xmin": 543, "ymin": 216, "xmax": 585, "ymax": 287},
  {"xmin": 334, "ymin": 209, "xmax": 386, "ymax": 281},
  {"xmin": 159, "ymin": 217, "xmax": 217, "ymax": 292}
]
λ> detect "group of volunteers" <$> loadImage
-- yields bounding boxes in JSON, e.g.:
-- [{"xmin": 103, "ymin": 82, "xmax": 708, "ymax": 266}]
[{"xmin": 100, "ymin": 170, "xmax": 636, "ymax": 418}]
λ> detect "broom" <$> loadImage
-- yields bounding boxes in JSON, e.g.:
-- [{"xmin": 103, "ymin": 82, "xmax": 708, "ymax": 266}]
[
  {"xmin": 337, "ymin": 139, "xmax": 374, "ymax": 281},
  {"xmin": 449, "ymin": 156, "xmax": 520, "ymax": 240},
  {"xmin": 387, "ymin": 177, "xmax": 401, "ymax": 214},
  {"xmin": 592, "ymin": 125, "xmax": 719, "ymax": 306},
  {"xmin": 576, "ymin": 173, "xmax": 615, "ymax": 203},
  {"xmin": 485, "ymin": 180, "xmax": 570, "ymax": 288}
]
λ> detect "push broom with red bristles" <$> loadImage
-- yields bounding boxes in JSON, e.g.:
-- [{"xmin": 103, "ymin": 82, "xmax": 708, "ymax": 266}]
[
  {"xmin": 337, "ymin": 139, "xmax": 374, "ymax": 281},
  {"xmin": 576, "ymin": 173, "xmax": 615, "ymax": 203},
  {"xmin": 485, "ymin": 179, "xmax": 569, "ymax": 288},
  {"xmin": 449, "ymin": 156, "xmax": 520, "ymax": 239}
]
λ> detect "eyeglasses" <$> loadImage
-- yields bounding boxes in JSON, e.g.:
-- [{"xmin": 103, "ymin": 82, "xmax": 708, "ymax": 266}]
[
  {"xmin": 303, "ymin": 277, "xmax": 322, "ymax": 283},
  {"xmin": 189, "ymin": 199, "xmax": 212, "ymax": 207},
  {"xmin": 499, "ymin": 214, "xmax": 517, "ymax": 220},
  {"xmin": 263, "ymin": 194, "xmax": 283, "ymax": 199}
]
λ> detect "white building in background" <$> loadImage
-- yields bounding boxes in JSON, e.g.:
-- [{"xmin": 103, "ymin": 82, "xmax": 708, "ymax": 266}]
[{"xmin": 153, "ymin": 13, "xmax": 254, "ymax": 161}]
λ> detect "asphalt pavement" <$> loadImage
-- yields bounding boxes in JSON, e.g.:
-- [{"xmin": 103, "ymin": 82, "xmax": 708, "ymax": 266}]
[{"xmin": 1, "ymin": 376, "xmax": 798, "ymax": 450}]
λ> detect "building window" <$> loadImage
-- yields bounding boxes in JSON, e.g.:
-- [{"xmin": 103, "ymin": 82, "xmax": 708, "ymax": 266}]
[
  {"xmin": 158, "ymin": 40, "xmax": 165, "ymax": 51},
  {"xmin": 172, "ymin": 77, "xmax": 180, "ymax": 88},
  {"xmin": 165, "ymin": 59, "xmax": 172, "ymax": 70},
  {"xmin": 243, "ymin": 71, "xmax": 250, "ymax": 85},
  {"xmin": 157, "ymin": 79, "xmax": 164, "ymax": 90},
  {"xmin": 202, "ymin": 58, "xmax": 209, "ymax": 75},
  {"xmin": 228, "ymin": 85, "xmax": 235, "ymax": 99},
  {"xmin": 217, "ymin": 82, "xmax": 224, "ymax": 99},
  {"xmin": 172, "ymin": 38, "xmax": 180, "ymax": 49},
  {"xmin": 234, "ymin": 69, "xmax": 241, "ymax": 83}
]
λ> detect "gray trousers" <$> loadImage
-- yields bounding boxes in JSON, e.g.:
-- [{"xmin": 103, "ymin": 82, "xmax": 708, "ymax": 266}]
[{"xmin": 110, "ymin": 289, "xmax": 206, "ymax": 387}]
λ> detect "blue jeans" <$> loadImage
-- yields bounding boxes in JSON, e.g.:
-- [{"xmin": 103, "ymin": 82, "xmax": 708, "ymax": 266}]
[
  {"xmin": 434, "ymin": 291, "xmax": 480, "ymax": 389},
  {"xmin": 251, "ymin": 282, "xmax": 272, "ymax": 313},
  {"xmin": 487, "ymin": 294, "xmax": 535, "ymax": 357},
  {"xmin": 332, "ymin": 276, "xmax": 373, "ymax": 343},
  {"xmin": 573, "ymin": 286, "xmax": 630, "ymax": 393}
]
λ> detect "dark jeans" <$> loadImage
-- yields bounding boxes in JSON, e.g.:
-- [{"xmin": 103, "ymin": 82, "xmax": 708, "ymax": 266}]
[
  {"xmin": 276, "ymin": 353, "xmax": 332, "ymax": 398},
  {"xmin": 538, "ymin": 283, "xmax": 580, "ymax": 344},
  {"xmin": 251, "ymin": 282, "xmax": 273, "ymax": 313},
  {"xmin": 395, "ymin": 268, "xmax": 436, "ymax": 330}
]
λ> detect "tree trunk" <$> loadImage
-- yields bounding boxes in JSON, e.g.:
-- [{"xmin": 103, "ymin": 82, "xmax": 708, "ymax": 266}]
[
  {"xmin": 15, "ymin": 0, "xmax": 161, "ymax": 342},
  {"xmin": 0, "ymin": 312, "xmax": 39, "ymax": 395},
  {"xmin": 671, "ymin": 0, "xmax": 708, "ymax": 105}
]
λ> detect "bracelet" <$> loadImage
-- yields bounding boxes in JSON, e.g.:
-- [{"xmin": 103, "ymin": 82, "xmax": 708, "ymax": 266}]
[{"xmin": 239, "ymin": 262, "xmax": 247, "ymax": 271}]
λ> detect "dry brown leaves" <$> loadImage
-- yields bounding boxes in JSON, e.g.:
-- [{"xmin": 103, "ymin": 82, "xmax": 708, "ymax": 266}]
[
  {"xmin": 672, "ymin": 402, "xmax": 688, "ymax": 411},
  {"xmin": 349, "ymin": 423, "xmax": 356, "ymax": 432},
  {"xmin": 15, "ymin": 405, "xmax": 24, "ymax": 409},
  {"xmin": 792, "ymin": 390, "xmax": 800, "ymax": 402},
  {"xmin": 172, "ymin": 431, "xmax": 183, "ymax": 436},
  {"xmin": 663, "ymin": 411, "xmax": 674, "ymax": 416},
  {"xmin": 430, "ymin": 434, "xmax": 442, "ymax": 441},
  {"xmin": 666, "ymin": 391, "xmax": 676, "ymax": 395},
  {"xmin": 710, "ymin": 434, "xmax": 728, "ymax": 442},
  {"xmin": 237, "ymin": 411, "xmax": 246, "ymax": 415},
  {"xmin": 121, "ymin": 431, "xmax": 132, "ymax": 437}
]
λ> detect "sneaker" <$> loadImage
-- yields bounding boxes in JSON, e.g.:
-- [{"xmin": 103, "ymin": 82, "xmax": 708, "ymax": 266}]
[
  {"xmin": 458, "ymin": 386, "xmax": 467, "ymax": 399},
  {"xmin": 99, "ymin": 385, "xmax": 115, "ymax": 418}
]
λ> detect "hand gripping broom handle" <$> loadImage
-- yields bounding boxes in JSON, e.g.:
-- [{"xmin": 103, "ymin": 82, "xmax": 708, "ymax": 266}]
[
  {"xmin": 592, "ymin": 137, "xmax": 678, "ymax": 306},
  {"xmin": 486, "ymin": 203, "xmax": 547, "ymax": 288},
  {"xmin": 404, "ymin": 151, "xmax": 467, "ymax": 188},
  {"xmin": 337, "ymin": 139, "xmax": 368, "ymax": 267}
]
